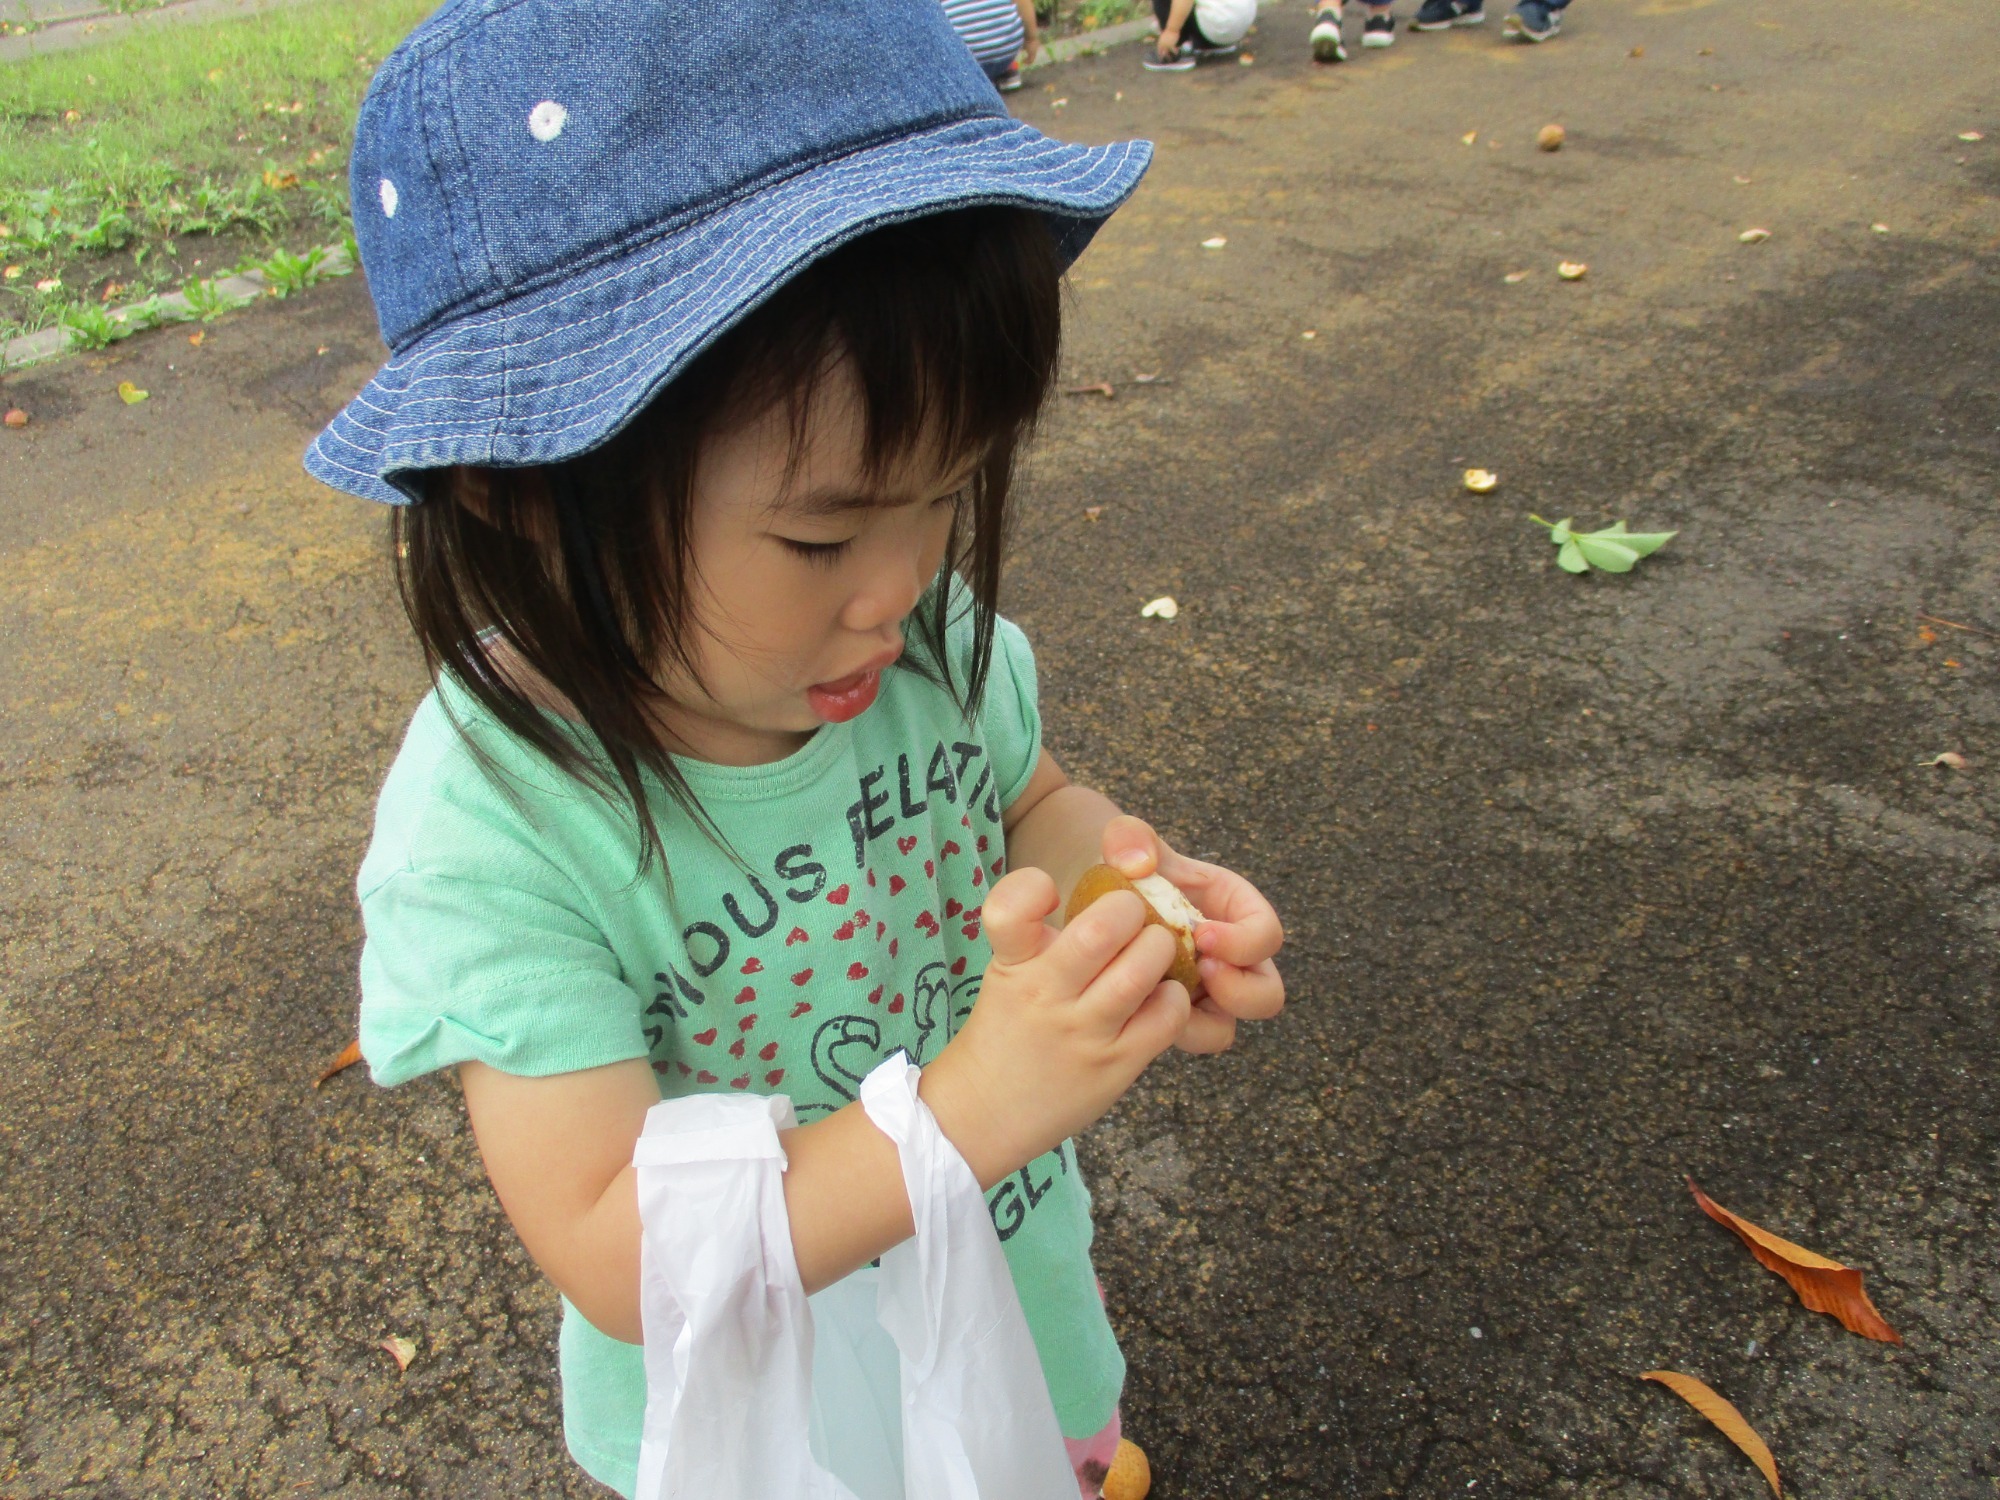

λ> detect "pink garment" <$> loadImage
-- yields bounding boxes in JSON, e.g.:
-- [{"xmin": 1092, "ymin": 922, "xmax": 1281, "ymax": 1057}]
[{"xmin": 1064, "ymin": 1407, "xmax": 1123, "ymax": 1499}]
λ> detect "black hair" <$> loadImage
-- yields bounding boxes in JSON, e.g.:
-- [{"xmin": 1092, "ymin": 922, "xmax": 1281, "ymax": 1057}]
[{"xmin": 392, "ymin": 205, "xmax": 1065, "ymax": 873}]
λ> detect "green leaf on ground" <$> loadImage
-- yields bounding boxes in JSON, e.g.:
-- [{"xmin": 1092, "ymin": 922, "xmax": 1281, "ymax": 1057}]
[{"xmin": 1531, "ymin": 515, "xmax": 1677, "ymax": 574}]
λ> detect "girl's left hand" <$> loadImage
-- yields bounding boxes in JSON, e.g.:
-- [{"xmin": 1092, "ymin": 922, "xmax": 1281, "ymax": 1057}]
[{"xmin": 1097, "ymin": 815, "xmax": 1286, "ymax": 1055}]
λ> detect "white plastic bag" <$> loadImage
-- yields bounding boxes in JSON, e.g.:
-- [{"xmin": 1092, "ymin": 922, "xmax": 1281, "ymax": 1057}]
[{"xmin": 631, "ymin": 1053, "xmax": 1076, "ymax": 1500}]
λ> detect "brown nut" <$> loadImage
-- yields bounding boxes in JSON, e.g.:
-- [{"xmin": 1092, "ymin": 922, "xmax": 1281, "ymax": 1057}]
[
  {"xmin": 1065, "ymin": 863, "xmax": 1206, "ymax": 998},
  {"xmin": 1537, "ymin": 123, "xmax": 1566, "ymax": 151}
]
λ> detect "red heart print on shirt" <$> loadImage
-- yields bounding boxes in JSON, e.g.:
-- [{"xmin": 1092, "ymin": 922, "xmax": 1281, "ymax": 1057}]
[
  {"xmin": 941, "ymin": 840, "xmax": 962, "ymax": 861},
  {"xmin": 729, "ymin": 1038, "xmax": 745, "ymax": 1058},
  {"xmin": 914, "ymin": 910, "xmax": 940, "ymax": 937},
  {"xmin": 785, "ymin": 927, "xmax": 809, "ymax": 947},
  {"xmin": 693, "ymin": 1028, "xmax": 718, "ymax": 1046},
  {"xmin": 827, "ymin": 884, "xmax": 850, "ymax": 905},
  {"xmin": 766, "ymin": 1068, "xmax": 786, "ymax": 1085},
  {"xmin": 790, "ymin": 1001, "xmax": 813, "ymax": 1018},
  {"xmin": 791, "ymin": 969, "xmax": 814, "ymax": 986},
  {"xmin": 740, "ymin": 1015, "xmax": 758, "ymax": 1032},
  {"xmin": 889, "ymin": 874, "xmax": 907, "ymax": 896},
  {"xmin": 897, "ymin": 836, "xmax": 918, "ymax": 855},
  {"xmin": 945, "ymin": 898, "xmax": 962, "ymax": 918},
  {"xmin": 697, "ymin": 1069, "xmax": 719, "ymax": 1084},
  {"xmin": 760, "ymin": 1041, "xmax": 779, "ymax": 1061},
  {"xmin": 833, "ymin": 919, "xmax": 857, "ymax": 940},
  {"xmin": 848, "ymin": 963, "xmax": 869, "ymax": 980},
  {"xmin": 730, "ymin": 1075, "xmax": 750, "ymax": 1090},
  {"xmin": 735, "ymin": 986, "xmax": 756, "ymax": 1004}
]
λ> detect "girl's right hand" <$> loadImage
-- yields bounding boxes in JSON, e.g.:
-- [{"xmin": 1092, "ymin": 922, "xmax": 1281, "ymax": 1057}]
[{"xmin": 920, "ymin": 867, "xmax": 1189, "ymax": 1188}]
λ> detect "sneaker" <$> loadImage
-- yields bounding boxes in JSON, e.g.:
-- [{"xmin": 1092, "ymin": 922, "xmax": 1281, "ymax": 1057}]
[
  {"xmin": 1141, "ymin": 43, "xmax": 1196, "ymax": 70},
  {"xmin": 1309, "ymin": 7, "xmax": 1347, "ymax": 61},
  {"xmin": 1411, "ymin": 0, "xmax": 1484, "ymax": 28},
  {"xmin": 1362, "ymin": 11, "xmax": 1396, "ymax": 45},
  {"xmin": 1187, "ymin": 38, "xmax": 1241, "ymax": 60},
  {"xmin": 993, "ymin": 62, "xmax": 1023, "ymax": 92},
  {"xmin": 1503, "ymin": 0, "xmax": 1561, "ymax": 40}
]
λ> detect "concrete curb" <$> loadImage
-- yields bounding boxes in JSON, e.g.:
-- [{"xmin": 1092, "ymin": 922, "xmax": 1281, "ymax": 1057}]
[
  {"xmin": 0, "ymin": 0, "xmax": 319, "ymax": 62},
  {"xmin": 1032, "ymin": 15, "xmax": 1159, "ymax": 69},
  {"xmin": 0, "ymin": 242, "xmax": 353, "ymax": 371}
]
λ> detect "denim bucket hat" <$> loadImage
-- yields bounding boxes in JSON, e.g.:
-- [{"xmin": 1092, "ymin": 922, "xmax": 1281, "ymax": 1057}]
[{"xmin": 305, "ymin": 0, "xmax": 1152, "ymax": 505}]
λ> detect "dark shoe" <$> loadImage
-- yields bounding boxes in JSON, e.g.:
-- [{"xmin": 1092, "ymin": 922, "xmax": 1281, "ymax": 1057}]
[
  {"xmin": 993, "ymin": 62, "xmax": 1023, "ymax": 92},
  {"xmin": 1141, "ymin": 43, "xmax": 1196, "ymax": 70},
  {"xmin": 1188, "ymin": 38, "xmax": 1241, "ymax": 59},
  {"xmin": 1412, "ymin": 0, "xmax": 1484, "ymax": 28},
  {"xmin": 1362, "ymin": 11, "xmax": 1396, "ymax": 45},
  {"xmin": 1310, "ymin": 6, "xmax": 1347, "ymax": 61},
  {"xmin": 1503, "ymin": 0, "xmax": 1561, "ymax": 40}
]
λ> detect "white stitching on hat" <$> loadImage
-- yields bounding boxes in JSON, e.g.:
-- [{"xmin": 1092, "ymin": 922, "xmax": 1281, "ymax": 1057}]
[
  {"xmin": 379, "ymin": 178, "xmax": 400, "ymax": 218},
  {"xmin": 528, "ymin": 101, "xmax": 569, "ymax": 142}
]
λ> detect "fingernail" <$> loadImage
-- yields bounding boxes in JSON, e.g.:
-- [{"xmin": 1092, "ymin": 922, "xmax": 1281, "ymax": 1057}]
[
  {"xmin": 1195, "ymin": 926, "xmax": 1218, "ymax": 953},
  {"xmin": 1113, "ymin": 850, "xmax": 1150, "ymax": 876}
]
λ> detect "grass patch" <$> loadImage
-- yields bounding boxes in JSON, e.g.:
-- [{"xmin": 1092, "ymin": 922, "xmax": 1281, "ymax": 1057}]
[
  {"xmin": 1039, "ymin": 0, "xmax": 1150, "ymax": 38},
  {"xmin": 0, "ymin": 0, "xmax": 431, "ymax": 346}
]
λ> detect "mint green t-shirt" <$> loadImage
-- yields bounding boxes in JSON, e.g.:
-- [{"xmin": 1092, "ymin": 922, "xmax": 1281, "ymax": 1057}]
[{"xmin": 354, "ymin": 607, "xmax": 1123, "ymax": 1497}]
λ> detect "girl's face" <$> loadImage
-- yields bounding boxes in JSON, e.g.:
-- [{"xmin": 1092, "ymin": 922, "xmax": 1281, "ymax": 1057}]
[{"xmin": 659, "ymin": 365, "xmax": 971, "ymax": 767}]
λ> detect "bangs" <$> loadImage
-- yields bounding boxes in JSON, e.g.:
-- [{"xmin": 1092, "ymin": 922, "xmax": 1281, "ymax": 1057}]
[{"xmin": 398, "ymin": 205, "xmax": 1065, "ymax": 878}]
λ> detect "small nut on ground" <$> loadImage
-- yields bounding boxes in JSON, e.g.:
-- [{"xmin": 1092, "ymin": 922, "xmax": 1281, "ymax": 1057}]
[
  {"xmin": 1462, "ymin": 468, "xmax": 1499, "ymax": 493},
  {"xmin": 3, "ymin": 408, "xmax": 28, "ymax": 429},
  {"xmin": 1558, "ymin": 261, "xmax": 1589, "ymax": 280},
  {"xmin": 1537, "ymin": 123, "xmax": 1566, "ymax": 151}
]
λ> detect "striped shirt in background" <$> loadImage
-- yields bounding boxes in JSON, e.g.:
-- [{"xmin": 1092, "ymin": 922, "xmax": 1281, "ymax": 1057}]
[{"xmin": 940, "ymin": 0, "xmax": 1025, "ymax": 68}]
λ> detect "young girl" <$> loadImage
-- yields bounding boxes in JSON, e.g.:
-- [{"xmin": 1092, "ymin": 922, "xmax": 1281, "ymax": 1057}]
[{"xmin": 309, "ymin": 2, "xmax": 1285, "ymax": 1496}]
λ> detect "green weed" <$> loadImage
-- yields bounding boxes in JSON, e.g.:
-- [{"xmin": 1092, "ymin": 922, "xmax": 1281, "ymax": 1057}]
[
  {"xmin": 256, "ymin": 243, "xmax": 328, "ymax": 297},
  {"xmin": 181, "ymin": 275, "xmax": 251, "ymax": 323}
]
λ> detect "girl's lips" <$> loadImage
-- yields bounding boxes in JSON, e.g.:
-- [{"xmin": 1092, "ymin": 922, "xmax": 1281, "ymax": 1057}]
[{"xmin": 805, "ymin": 665, "xmax": 884, "ymax": 723}]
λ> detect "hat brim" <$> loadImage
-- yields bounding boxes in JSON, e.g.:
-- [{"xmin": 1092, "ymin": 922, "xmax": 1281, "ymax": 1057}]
[{"xmin": 306, "ymin": 117, "xmax": 1150, "ymax": 504}]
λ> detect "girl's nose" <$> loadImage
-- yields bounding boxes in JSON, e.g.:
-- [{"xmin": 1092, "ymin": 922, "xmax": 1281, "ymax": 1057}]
[{"xmin": 842, "ymin": 543, "xmax": 931, "ymax": 633}]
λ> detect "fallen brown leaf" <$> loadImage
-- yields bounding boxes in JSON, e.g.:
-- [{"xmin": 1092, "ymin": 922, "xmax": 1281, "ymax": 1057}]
[
  {"xmin": 1629, "ymin": 44, "xmax": 1645, "ymax": 57},
  {"xmin": 188, "ymin": 330, "xmax": 206, "ymax": 347},
  {"xmin": 1557, "ymin": 261, "xmax": 1588, "ymax": 281},
  {"xmin": 1063, "ymin": 382, "xmax": 1116, "ymax": 398},
  {"xmin": 262, "ymin": 169, "xmax": 300, "ymax": 190},
  {"xmin": 380, "ymin": 1335, "xmax": 417, "ymax": 1373},
  {"xmin": 1688, "ymin": 1177, "xmax": 1901, "ymax": 1343},
  {"xmin": 1917, "ymin": 752, "xmax": 1967, "ymax": 770},
  {"xmin": 1916, "ymin": 611, "xmax": 1998, "ymax": 638},
  {"xmin": 1083, "ymin": 506, "xmax": 1103, "ymax": 522},
  {"xmin": 3, "ymin": 408, "xmax": 27, "ymax": 429},
  {"xmin": 315, "ymin": 1037, "xmax": 364, "ymax": 1088},
  {"xmin": 1642, "ymin": 1371, "xmax": 1780, "ymax": 1497},
  {"xmin": 1739, "ymin": 227, "xmax": 1772, "ymax": 243}
]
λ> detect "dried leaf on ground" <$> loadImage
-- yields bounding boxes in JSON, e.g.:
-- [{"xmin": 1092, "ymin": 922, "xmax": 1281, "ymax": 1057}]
[
  {"xmin": 1131, "ymin": 371, "xmax": 1171, "ymax": 385},
  {"xmin": 380, "ymin": 1335, "xmax": 418, "ymax": 1373},
  {"xmin": 1688, "ymin": 1177, "xmax": 1902, "ymax": 1343},
  {"xmin": 188, "ymin": 331, "xmax": 206, "ymax": 347},
  {"xmin": 1739, "ymin": 227, "xmax": 1772, "ymax": 243},
  {"xmin": 1504, "ymin": 269, "xmax": 1530, "ymax": 283},
  {"xmin": 1958, "ymin": 131, "xmax": 1984, "ymax": 143},
  {"xmin": 1063, "ymin": 382, "xmax": 1116, "ymax": 398},
  {"xmin": 1462, "ymin": 130, "xmax": 1478, "ymax": 145},
  {"xmin": 116, "ymin": 381, "xmax": 149, "ymax": 405},
  {"xmin": 1462, "ymin": 468, "xmax": 1498, "ymax": 493},
  {"xmin": 1201, "ymin": 236, "xmax": 1227, "ymax": 249},
  {"xmin": 1917, "ymin": 752, "xmax": 1967, "ymax": 770},
  {"xmin": 3, "ymin": 408, "xmax": 27, "ymax": 429},
  {"xmin": 1642, "ymin": 1371, "xmax": 1781, "ymax": 1496},
  {"xmin": 1558, "ymin": 261, "xmax": 1588, "ymax": 280},
  {"xmin": 315, "ymin": 1037, "xmax": 364, "ymax": 1088},
  {"xmin": 1140, "ymin": 596, "xmax": 1179, "ymax": 620},
  {"xmin": 1083, "ymin": 506, "xmax": 1103, "ymax": 522}
]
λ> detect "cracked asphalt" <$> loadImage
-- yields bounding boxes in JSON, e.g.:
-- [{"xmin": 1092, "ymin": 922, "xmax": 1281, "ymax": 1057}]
[{"xmin": 3, "ymin": 0, "xmax": 1996, "ymax": 1494}]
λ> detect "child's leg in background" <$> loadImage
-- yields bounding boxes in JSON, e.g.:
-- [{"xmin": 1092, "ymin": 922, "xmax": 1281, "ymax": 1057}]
[
  {"xmin": 1065, "ymin": 1407, "xmax": 1122, "ymax": 1499},
  {"xmin": 1152, "ymin": 0, "xmax": 1219, "ymax": 50}
]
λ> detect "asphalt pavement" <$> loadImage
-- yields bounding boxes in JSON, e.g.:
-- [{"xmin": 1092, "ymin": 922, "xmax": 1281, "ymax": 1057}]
[{"xmin": 3, "ymin": 0, "xmax": 1996, "ymax": 1494}]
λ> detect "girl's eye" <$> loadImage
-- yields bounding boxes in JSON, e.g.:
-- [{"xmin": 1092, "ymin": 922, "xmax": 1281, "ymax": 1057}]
[{"xmin": 780, "ymin": 537, "xmax": 853, "ymax": 566}]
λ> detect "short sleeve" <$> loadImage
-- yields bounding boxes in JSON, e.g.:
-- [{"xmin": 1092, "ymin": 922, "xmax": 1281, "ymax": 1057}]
[
  {"xmin": 976, "ymin": 614, "xmax": 1043, "ymax": 812},
  {"xmin": 356, "ymin": 735, "xmax": 650, "ymax": 1087},
  {"xmin": 359, "ymin": 868, "xmax": 650, "ymax": 1087}
]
